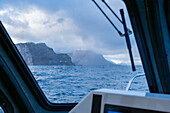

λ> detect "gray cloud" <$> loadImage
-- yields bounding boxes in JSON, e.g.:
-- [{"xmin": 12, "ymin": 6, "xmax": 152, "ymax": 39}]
[{"xmin": 0, "ymin": 0, "xmax": 141, "ymax": 64}]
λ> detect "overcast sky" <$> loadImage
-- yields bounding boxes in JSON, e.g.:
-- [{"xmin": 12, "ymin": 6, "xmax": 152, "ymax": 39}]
[{"xmin": 0, "ymin": 0, "xmax": 141, "ymax": 65}]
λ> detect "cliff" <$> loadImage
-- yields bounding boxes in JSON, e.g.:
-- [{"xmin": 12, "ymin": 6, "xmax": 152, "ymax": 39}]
[
  {"xmin": 16, "ymin": 42, "xmax": 74, "ymax": 65},
  {"xmin": 69, "ymin": 50, "xmax": 114, "ymax": 66}
]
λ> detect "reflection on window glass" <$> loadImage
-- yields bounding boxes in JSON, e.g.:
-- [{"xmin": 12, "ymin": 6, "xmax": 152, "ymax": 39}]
[
  {"xmin": 108, "ymin": 111, "xmax": 123, "ymax": 113},
  {"xmin": 0, "ymin": 107, "xmax": 4, "ymax": 113},
  {"xmin": 0, "ymin": 0, "xmax": 147, "ymax": 103}
]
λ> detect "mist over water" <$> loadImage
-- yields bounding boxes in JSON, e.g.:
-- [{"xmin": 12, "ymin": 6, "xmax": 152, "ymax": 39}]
[{"xmin": 29, "ymin": 65, "xmax": 148, "ymax": 103}]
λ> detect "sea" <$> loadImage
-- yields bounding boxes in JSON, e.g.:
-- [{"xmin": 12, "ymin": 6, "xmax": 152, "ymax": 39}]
[
  {"xmin": 30, "ymin": 65, "xmax": 148, "ymax": 103},
  {"xmin": 0, "ymin": 65, "xmax": 148, "ymax": 112}
]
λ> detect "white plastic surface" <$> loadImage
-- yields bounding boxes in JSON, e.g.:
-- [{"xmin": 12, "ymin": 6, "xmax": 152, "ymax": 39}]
[{"xmin": 70, "ymin": 89, "xmax": 170, "ymax": 113}]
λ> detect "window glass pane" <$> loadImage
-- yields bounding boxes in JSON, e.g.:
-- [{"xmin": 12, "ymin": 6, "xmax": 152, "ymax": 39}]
[
  {"xmin": 0, "ymin": 0, "xmax": 147, "ymax": 103},
  {"xmin": 0, "ymin": 107, "xmax": 4, "ymax": 113}
]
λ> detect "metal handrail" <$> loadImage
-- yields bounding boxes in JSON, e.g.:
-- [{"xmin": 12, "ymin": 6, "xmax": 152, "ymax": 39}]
[{"xmin": 126, "ymin": 73, "xmax": 145, "ymax": 91}]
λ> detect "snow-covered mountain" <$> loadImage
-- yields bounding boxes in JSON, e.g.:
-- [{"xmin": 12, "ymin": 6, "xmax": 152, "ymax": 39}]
[{"xmin": 69, "ymin": 50, "xmax": 114, "ymax": 66}]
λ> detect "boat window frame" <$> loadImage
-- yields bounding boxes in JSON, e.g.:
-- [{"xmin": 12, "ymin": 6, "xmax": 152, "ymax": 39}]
[
  {"xmin": 2, "ymin": 0, "xmax": 169, "ymax": 111},
  {"xmin": 124, "ymin": 0, "xmax": 170, "ymax": 94},
  {"xmin": 0, "ymin": 21, "xmax": 77, "ymax": 112}
]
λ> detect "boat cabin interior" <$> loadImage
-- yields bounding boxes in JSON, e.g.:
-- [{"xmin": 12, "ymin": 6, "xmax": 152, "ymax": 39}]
[{"xmin": 0, "ymin": 0, "xmax": 169, "ymax": 113}]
